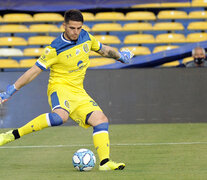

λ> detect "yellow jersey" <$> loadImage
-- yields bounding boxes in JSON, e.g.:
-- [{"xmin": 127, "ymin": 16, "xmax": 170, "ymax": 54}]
[{"xmin": 36, "ymin": 29, "xmax": 102, "ymax": 90}]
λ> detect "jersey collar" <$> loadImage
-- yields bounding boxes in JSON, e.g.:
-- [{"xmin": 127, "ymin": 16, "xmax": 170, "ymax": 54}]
[{"xmin": 61, "ymin": 33, "xmax": 74, "ymax": 44}]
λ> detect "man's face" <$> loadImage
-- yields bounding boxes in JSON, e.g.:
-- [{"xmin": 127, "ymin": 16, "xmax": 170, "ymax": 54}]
[
  {"xmin": 63, "ymin": 20, "xmax": 83, "ymax": 41},
  {"xmin": 193, "ymin": 48, "xmax": 206, "ymax": 59}
]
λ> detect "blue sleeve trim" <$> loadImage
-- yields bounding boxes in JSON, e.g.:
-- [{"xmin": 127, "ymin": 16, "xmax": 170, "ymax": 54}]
[
  {"xmin": 35, "ymin": 61, "xmax": 46, "ymax": 70},
  {"xmin": 97, "ymin": 43, "xmax": 102, "ymax": 52}
]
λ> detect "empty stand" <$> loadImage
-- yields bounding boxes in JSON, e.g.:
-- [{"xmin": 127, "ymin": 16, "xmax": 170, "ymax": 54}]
[
  {"xmin": 123, "ymin": 22, "xmax": 152, "ymax": 31},
  {"xmin": 23, "ymin": 48, "xmax": 44, "ymax": 56},
  {"xmin": 121, "ymin": 46, "xmax": 151, "ymax": 56},
  {"xmin": 124, "ymin": 34, "xmax": 155, "ymax": 44},
  {"xmin": 157, "ymin": 10, "xmax": 188, "ymax": 19},
  {"xmin": 29, "ymin": 24, "xmax": 60, "ymax": 33},
  {"xmin": 153, "ymin": 22, "xmax": 184, "ymax": 31},
  {"xmin": 82, "ymin": 12, "xmax": 95, "ymax": 21},
  {"xmin": 160, "ymin": 2, "xmax": 191, "ymax": 7},
  {"xmin": 161, "ymin": 61, "xmax": 180, "ymax": 67},
  {"xmin": 186, "ymin": 33, "xmax": 207, "ymax": 43},
  {"xmin": 156, "ymin": 33, "xmax": 186, "ymax": 43},
  {"xmin": 0, "ymin": 37, "xmax": 27, "ymax": 46},
  {"xmin": 0, "ymin": 59, "xmax": 19, "ymax": 68},
  {"xmin": 153, "ymin": 45, "xmax": 179, "ymax": 53},
  {"xmin": 192, "ymin": 0, "xmax": 207, "ymax": 7},
  {"xmin": 3, "ymin": 13, "xmax": 33, "ymax": 23},
  {"xmin": 33, "ymin": 13, "xmax": 63, "ymax": 22},
  {"xmin": 187, "ymin": 21, "xmax": 207, "ymax": 31},
  {"xmin": 28, "ymin": 36, "xmax": 56, "ymax": 45},
  {"xmin": 131, "ymin": 3, "xmax": 161, "ymax": 8},
  {"xmin": 95, "ymin": 12, "xmax": 125, "ymax": 21},
  {"xmin": 0, "ymin": 24, "xmax": 29, "ymax": 33},
  {"xmin": 182, "ymin": 57, "xmax": 194, "ymax": 64},
  {"xmin": 125, "ymin": 11, "xmax": 156, "ymax": 21},
  {"xmin": 92, "ymin": 23, "xmax": 122, "ymax": 32},
  {"xmin": 89, "ymin": 58, "xmax": 115, "ymax": 67},
  {"xmin": 0, "ymin": 48, "xmax": 23, "ymax": 57},
  {"xmin": 188, "ymin": 11, "xmax": 207, "ymax": 19},
  {"xmin": 94, "ymin": 35, "xmax": 121, "ymax": 44}
]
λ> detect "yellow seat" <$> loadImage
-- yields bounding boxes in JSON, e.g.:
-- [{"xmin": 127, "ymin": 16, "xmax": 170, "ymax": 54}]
[
  {"xmin": 29, "ymin": 24, "xmax": 60, "ymax": 33},
  {"xmin": 132, "ymin": 3, "xmax": 161, "ymax": 8},
  {"xmin": 161, "ymin": 61, "xmax": 180, "ymax": 67},
  {"xmin": 192, "ymin": 0, "xmax": 207, "ymax": 7},
  {"xmin": 121, "ymin": 46, "xmax": 151, "ymax": 56},
  {"xmin": 123, "ymin": 22, "xmax": 152, "ymax": 31},
  {"xmin": 23, "ymin": 48, "xmax": 44, "ymax": 56},
  {"xmin": 186, "ymin": 33, "xmax": 207, "ymax": 43},
  {"xmin": 157, "ymin": 10, "xmax": 188, "ymax": 19},
  {"xmin": 153, "ymin": 45, "xmax": 179, "ymax": 53},
  {"xmin": 187, "ymin": 21, "xmax": 207, "ymax": 30},
  {"xmin": 161, "ymin": 2, "xmax": 191, "ymax": 7},
  {"xmin": 182, "ymin": 57, "xmax": 194, "ymax": 64},
  {"xmin": 156, "ymin": 33, "xmax": 186, "ymax": 43},
  {"xmin": 95, "ymin": 12, "xmax": 125, "ymax": 21},
  {"xmin": 19, "ymin": 59, "xmax": 37, "ymax": 68},
  {"xmin": 0, "ymin": 16, "xmax": 2, "ymax": 22},
  {"xmin": 3, "ymin": 13, "xmax": 33, "ymax": 23},
  {"xmin": 94, "ymin": 35, "xmax": 121, "ymax": 44},
  {"xmin": 28, "ymin": 36, "xmax": 56, "ymax": 45},
  {"xmin": 153, "ymin": 22, "xmax": 184, "ymax": 31},
  {"xmin": 89, "ymin": 58, "xmax": 115, "ymax": 67},
  {"xmin": 82, "ymin": 12, "xmax": 95, "ymax": 21},
  {"xmin": 124, "ymin": 34, "xmax": 155, "ymax": 44},
  {"xmin": 125, "ymin": 11, "xmax": 156, "ymax": 21},
  {"xmin": 0, "ymin": 59, "xmax": 19, "ymax": 68},
  {"xmin": 0, "ymin": 48, "xmax": 23, "ymax": 56},
  {"xmin": 0, "ymin": 37, "xmax": 27, "ymax": 46},
  {"xmin": 0, "ymin": 24, "xmax": 29, "ymax": 33},
  {"xmin": 33, "ymin": 13, "xmax": 63, "ymax": 22},
  {"xmin": 188, "ymin": 11, "xmax": 207, "ymax": 19},
  {"xmin": 92, "ymin": 23, "xmax": 122, "ymax": 32}
]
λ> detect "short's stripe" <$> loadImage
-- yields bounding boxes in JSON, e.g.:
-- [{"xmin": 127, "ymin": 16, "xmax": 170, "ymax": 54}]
[{"xmin": 51, "ymin": 92, "xmax": 60, "ymax": 110}]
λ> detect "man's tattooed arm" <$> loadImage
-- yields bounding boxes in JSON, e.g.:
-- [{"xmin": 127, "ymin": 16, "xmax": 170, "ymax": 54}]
[{"xmin": 97, "ymin": 44, "xmax": 120, "ymax": 60}]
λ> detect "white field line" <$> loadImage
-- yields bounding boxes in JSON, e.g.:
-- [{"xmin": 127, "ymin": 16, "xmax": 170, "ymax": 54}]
[{"xmin": 0, "ymin": 142, "xmax": 207, "ymax": 149}]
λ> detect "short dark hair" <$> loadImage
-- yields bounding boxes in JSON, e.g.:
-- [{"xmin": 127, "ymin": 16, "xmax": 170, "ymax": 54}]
[{"xmin": 64, "ymin": 9, "xmax": 84, "ymax": 23}]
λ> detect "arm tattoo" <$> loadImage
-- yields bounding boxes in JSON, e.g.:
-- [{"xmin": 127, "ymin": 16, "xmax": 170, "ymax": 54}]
[{"xmin": 97, "ymin": 45, "xmax": 120, "ymax": 60}]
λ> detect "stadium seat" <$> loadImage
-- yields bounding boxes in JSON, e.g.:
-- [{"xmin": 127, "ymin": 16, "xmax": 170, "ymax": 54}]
[
  {"xmin": 91, "ymin": 23, "xmax": 122, "ymax": 32},
  {"xmin": 95, "ymin": 12, "xmax": 125, "ymax": 21},
  {"xmin": 33, "ymin": 13, "xmax": 64, "ymax": 22},
  {"xmin": 0, "ymin": 37, "xmax": 27, "ymax": 46},
  {"xmin": 0, "ymin": 48, "xmax": 23, "ymax": 57},
  {"xmin": 94, "ymin": 35, "xmax": 121, "ymax": 44},
  {"xmin": 188, "ymin": 11, "xmax": 207, "ymax": 19},
  {"xmin": 0, "ymin": 16, "xmax": 2, "ymax": 22},
  {"xmin": 0, "ymin": 59, "xmax": 19, "ymax": 68},
  {"xmin": 160, "ymin": 2, "xmax": 191, "ymax": 7},
  {"xmin": 0, "ymin": 24, "xmax": 29, "ymax": 33},
  {"xmin": 19, "ymin": 59, "xmax": 36, "ymax": 68},
  {"xmin": 182, "ymin": 57, "xmax": 193, "ymax": 64},
  {"xmin": 23, "ymin": 48, "xmax": 44, "ymax": 56},
  {"xmin": 161, "ymin": 61, "xmax": 180, "ymax": 67},
  {"xmin": 125, "ymin": 11, "xmax": 156, "ymax": 21},
  {"xmin": 89, "ymin": 58, "xmax": 115, "ymax": 67},
  {"xmin": 123, "ymin": 22, "xmax": 152, "ymax": 31},
  {"xmin": 121, "ymin": 46, "xmax": 151, "ymax": 56},
  {"xmin": 82, "ymin": 12, "xmax": 95, "ymax": 21},
  {"xmin": 186, "ymin": 33, "xmax": 207, "ymax": 43},
  {"xmin": 157, "ymin": 10, "xmax": 188, "ymax": 19},
  {"xmin": 187, "ymin": 22, "xmax": 207, "ymax": 30},
  {"xmin": 28, "ymin": 36, "xmax": 56, "ymax": 45},
  {"xmin": 192, "ymin": 0, "xmax": 207, "ymax": 7},
  {"xmin": 3, "ymin": 13, "xmax": 33, "ymax": 23},
  {"xmin": 131, "ymin": 3, "xmax": 161, "ymax": 8},
  {"xmin": 153, "ymin": 45, "xmax": 179, "ymax": 53},
  {"xmin": 153, "ymin": 22, "xmax": 184, "ymax": 31},
  {"xmin": 156, "ymin": 33, "xmax": 186, "ymax": 43},
  {"xmin": 29, "ymin": 24, "xmax": 60, "ymax": 33},
  {"xmin": 124, "ymin": 34, "xmax": 155, "ymax": 44}
]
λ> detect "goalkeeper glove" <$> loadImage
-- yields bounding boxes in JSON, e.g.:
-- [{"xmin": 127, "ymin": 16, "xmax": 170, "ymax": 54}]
[
  {"xmin": 0, "ymin": 84, "xmax": 17, "ymax": 103},
  {"xmin": 118, "ymin": 50, "xmax": 134, "ymax": 64}
]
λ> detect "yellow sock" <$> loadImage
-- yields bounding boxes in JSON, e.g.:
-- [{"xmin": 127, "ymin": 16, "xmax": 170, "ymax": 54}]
[
  {"xmin": 18, "ymin": 113, "xmax": 49, "ymax": 137},
  {"xmin": 93, "ymin": 132, "xmax": 110, "ymax": 162}
]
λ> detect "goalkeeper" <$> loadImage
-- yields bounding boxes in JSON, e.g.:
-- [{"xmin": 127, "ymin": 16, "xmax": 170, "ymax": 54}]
[{"xmin": 0, "ymin": 9, "xmax": 133, "ymax": 171}]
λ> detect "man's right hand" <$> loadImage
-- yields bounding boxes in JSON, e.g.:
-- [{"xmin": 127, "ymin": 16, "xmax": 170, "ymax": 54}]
[{"xmin": 0, "ymin": 84, "xmax": 17, "ymax": 104}]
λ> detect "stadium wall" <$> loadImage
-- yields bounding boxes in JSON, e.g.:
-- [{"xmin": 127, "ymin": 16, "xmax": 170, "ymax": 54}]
[{"xmin": 0, "ymin": 68, "xmax": 207, "ymax": 128}]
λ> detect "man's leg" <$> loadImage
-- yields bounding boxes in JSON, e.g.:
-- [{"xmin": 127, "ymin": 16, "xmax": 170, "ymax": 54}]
[
  {"xmin": 0, "ymin": 108, "xmax": 68, "ymax": 146},
  {"xmin": 87, "ymin": 111, "xmax": 125, "ymax": 171}
]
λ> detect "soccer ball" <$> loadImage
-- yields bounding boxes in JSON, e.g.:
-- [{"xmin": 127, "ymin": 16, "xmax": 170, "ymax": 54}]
[{"xmin": 72, "ymin": 148, "xmax": 96, "ymax": 171}]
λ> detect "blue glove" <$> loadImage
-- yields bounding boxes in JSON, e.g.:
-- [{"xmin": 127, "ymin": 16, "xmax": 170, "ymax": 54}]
[
  {"xmin": 0, "ymin": 84, "xmax": 17, "ymax": 103},
  {"xmin": 118, "ymin": 50, "xmax": 133, "ymax": 64}
]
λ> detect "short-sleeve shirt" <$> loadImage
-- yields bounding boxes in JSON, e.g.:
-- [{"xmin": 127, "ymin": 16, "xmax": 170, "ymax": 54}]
[{"xmin": 36, "ymin": 29, "xmax": 102, "ymax": 89}]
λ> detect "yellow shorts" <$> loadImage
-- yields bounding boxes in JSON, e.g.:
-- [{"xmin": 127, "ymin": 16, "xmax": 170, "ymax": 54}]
[{"xmin": 47, "ymin": 84, "xmax": 102, "ymax": 128}]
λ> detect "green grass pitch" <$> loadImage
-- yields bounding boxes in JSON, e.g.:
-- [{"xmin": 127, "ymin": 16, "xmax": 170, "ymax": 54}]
[{"xmin": 1, "ymin": 123, "xmax": 207, "ymax": 180}]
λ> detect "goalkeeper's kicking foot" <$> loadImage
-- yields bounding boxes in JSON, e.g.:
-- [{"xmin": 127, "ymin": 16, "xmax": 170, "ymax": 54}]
[
  {"xmin": 0, "ymin": 130, "xmax": 15, "ymax": 146},
  {"xmin": 99, "ymin": 160, "xmax": 125, "ymax": 171}
]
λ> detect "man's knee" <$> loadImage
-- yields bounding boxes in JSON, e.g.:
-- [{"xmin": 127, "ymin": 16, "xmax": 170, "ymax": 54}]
[{"xmin": 87, "ymin": 111, "xmax": 109, "ymax": 127}]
